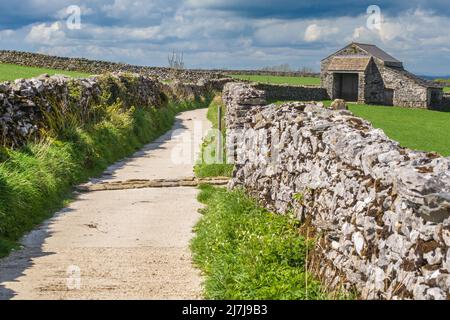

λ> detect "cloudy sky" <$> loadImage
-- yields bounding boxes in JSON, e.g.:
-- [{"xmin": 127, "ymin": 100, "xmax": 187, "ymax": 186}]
[{"xmin": 0, "ymin": 0, "xmax": 449, "ymax": 75}]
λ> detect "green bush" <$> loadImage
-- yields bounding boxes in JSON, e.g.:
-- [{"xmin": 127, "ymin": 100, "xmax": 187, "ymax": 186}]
[{"xmin": 191, "ymin": 185, "xmax": 328, "ymax": 300}]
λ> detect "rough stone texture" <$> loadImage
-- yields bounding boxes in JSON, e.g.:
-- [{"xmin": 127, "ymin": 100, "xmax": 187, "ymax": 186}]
[
  {"xmin": 330, "ymin": 99, "xmax": 348, "ymax": 110},
  {"xmin": 0, "ymin": 72, "xmax": 224, "ymax": 147},
  {"xmin": 77, "ymin": 177, "xmax": 230, "ymax": 192},
  {"xmin": 321, "ymin": 43, "xmax": 444, "ymax": 109},
  {"xmin": 442, "ymin": 94, "xmax": 450, "ymax": 110},
  {"xmin": 224, "ymin": 82, "xmax": 450, "ymax": 300},
  {"xmin": 253, "ymin": 83, "xmax": 329, "ymax": 102},
  {"xmin": 221, "ymin": 70, "xmax": 320, "ymax": 78},
  {"xmin": 0, "ymin": 73, "xmax": 161, "ymax": 147}
]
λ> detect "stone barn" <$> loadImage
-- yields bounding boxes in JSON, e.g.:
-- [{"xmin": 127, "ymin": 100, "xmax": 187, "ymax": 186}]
[{"xmin": 321, "ymin": 43, "xmax": 443, "ymax": 108}]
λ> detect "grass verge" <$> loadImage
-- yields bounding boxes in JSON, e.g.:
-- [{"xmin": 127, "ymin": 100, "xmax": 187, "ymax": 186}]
[
  {"xmin": 230, "ymin": 74, "xmax": 320, "ymax": 86},
  {"xmin": 0, "ymin": 96, "xmax": 211, "ymax": 258},
  {"xmin": 0, "ymin": 63, "xmax": 90, "ymax": 81},
  {"xmin": 191, "ymin": 184, "xmax": 328, "ymax": 300},
  {"xmin": 194, "ymin": 95, "xmax": 234, "ymax": 178}
]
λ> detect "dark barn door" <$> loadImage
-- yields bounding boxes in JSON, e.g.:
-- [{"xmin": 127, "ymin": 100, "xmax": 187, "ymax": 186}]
[{"xmin": 336, "ymin": 73, "xmax": 359, "ymax": 101}]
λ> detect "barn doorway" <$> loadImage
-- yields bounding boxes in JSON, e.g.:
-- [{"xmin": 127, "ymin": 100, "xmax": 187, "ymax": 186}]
[{"xmin": 335, "ymin": 73, "xmax": 359, "ymax": 102}]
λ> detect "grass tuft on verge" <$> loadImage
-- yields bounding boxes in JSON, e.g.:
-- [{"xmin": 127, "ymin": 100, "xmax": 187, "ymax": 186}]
[
  {"xmin": 191, "ymin": 185, "xmax": 329, "ymax": 300},
  {"xmin": 194, "ymin": 95, "xmax": 234, "ymax": 178}
]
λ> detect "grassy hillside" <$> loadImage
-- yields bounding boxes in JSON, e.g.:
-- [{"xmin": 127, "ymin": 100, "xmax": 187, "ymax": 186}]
[
  {"xmin": 0, "ymin": 63, "xmax": 90, "ymax": 81},
  {"xmin": 230, "ymin": 74, "xmax": 320, "ymax": 86}
]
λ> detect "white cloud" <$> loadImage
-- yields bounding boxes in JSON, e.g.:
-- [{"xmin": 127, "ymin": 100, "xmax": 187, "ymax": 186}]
[
  {"xmin": 25, "ymin": 22, "xmax": 66, "ymax": 45},
  {"xmin": 304, "ymin": 23, "xmax": 338, "ymax": 42},
  {"xmin": 1, "ymin": 2, "xmax": 449, "ymax": 75}
]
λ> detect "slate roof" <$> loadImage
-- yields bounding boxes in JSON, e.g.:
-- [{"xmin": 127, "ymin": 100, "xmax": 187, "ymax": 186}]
[
  {"xmin": 328, "ymin": 56, "xmax": 372, "ymax": 72},
  {"xmin": 322, "ymin": 42, "xmax": 403, "ymax": 67},
  {"xmin": 353, "ymin": 43, "xmax": 401, "ymax": 64}
]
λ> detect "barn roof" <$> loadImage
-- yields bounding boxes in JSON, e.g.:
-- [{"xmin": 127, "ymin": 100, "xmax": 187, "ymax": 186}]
[
  {"xmin": 353, "ymin": 43, "xmax": 401, "ymax": 64},
  {"xmin": 327, "ymin": 56, "xmax": 371, "ymax": 72},
  {"xmin": 322, "ymin": 42, "xmax": 403, "ymax": 67}
]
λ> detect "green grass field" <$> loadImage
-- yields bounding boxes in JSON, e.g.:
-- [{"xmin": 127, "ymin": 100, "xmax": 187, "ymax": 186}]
[
  {"xmin": 0, "ymin": 63, "xmax": 90, "ymax": 81},
  {"xmin": 272, "ymin": 100, "xmax": 450, "ymax": 156},
  {"xmin": 348, "ymin": 104, "xmax": 450, "ymax": 156},
  {"xmin": 230, "ymin": 74, "xmax": 320, "ymax": 86},
  {"xmin": 444, "ymin": 87, "xmax": 450, "ymax": 93}
]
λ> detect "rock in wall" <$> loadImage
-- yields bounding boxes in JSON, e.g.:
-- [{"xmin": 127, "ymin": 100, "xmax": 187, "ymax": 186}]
[
  {"xmin": 224, "ymin": 82, "xmax": 450, "ymax": 300},
  {"xmin": 0, "ymin": 73, "xmax": 223, "ymax": 147},
  {"xmin": 253, "ymin": 83, "xmax": 329, "ymax": 102}
]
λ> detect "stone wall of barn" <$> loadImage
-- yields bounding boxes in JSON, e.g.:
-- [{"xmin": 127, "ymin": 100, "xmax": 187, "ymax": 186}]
[
  {"xmin": 320, "ymin": 56, "xmax": 333, "ymax": 99},
  {"xmin": 363, "ymin": 60, "xmax": 386, "ymax": 104},
  {"xmin": 378, "ymin": 65, "xmax": 431, "ymax": 108},
  {"xmin": 224, "ymin": 82, "xmax": 450, "ymax": 300}
]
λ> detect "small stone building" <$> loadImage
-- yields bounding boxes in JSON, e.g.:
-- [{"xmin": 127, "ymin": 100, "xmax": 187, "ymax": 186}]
[{"xmin": 321, "ymin": 43, "xmax": 443, "ymax": 108}]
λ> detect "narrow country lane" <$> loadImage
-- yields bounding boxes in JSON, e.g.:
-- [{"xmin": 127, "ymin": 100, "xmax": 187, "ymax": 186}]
[{"xmin": 0, "ymin": 108, "xmax": 211, "ymax": 300}]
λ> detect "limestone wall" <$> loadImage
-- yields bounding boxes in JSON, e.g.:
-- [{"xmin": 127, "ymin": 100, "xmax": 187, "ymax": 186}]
[
  {"xmin": 379, "ymin": 66, "xmax": 431, "ymax": 108},
  {"xmin": 0, "ymin": 73, "xmax": 220, "ymax": 147},
  {"xmin": 443, "ymin": 94, "xmax": 450, "ymax": 109},
  {"xmin": 224, "ymin": 82, "xmax": 450, "ymax": 300},
  {"xmin": 220, "ymin": 69, "xmax": 319, "ymax": 77},
  {"xmin": 0, "ymin": 50, "xmax": 227, "ymax": 83},
  {"xmin": 253, "ymin": 83, "xmax": 329, "ymax": 102}
]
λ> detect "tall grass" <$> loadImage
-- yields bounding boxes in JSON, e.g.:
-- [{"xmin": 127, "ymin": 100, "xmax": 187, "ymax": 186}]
[
  {"xmin": 191, "ymin": 185, "xmax": 328, "ymax": 300},
  {"xmin": 194, "ymin": 96, "xmax": 234, "ymax": 178}
]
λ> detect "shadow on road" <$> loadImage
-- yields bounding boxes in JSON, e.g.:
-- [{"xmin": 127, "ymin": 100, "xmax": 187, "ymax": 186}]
[{"xmin": 0, "ymin": 206, "xmax": 78, "ymax": 300}]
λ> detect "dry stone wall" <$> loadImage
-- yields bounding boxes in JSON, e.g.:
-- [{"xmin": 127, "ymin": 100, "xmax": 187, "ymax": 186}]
[
  {"xmin": 442, "ymin": 93, "xmax": 450, "ymax": 109},
  {"xmin": 0, "ymin": 72, "xmax": 222, "ymax": 147},
  {"xmin": 253, "ymin": 83, "xmax": 329, "ymax": 102},
  {"xmin": 220, "ymin": 69, "xmax": 319, "ymax": 77},
  {"xmin": 0, "ymin": 73, "xmax": 163, "ymax": 147},
  {"xmin": 224, "ymin": 82, "xmax": 450, "ymax": 300},
  {"xmin": 0, "ymin": 50, "xmax": 228, "ymax": 84}
]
